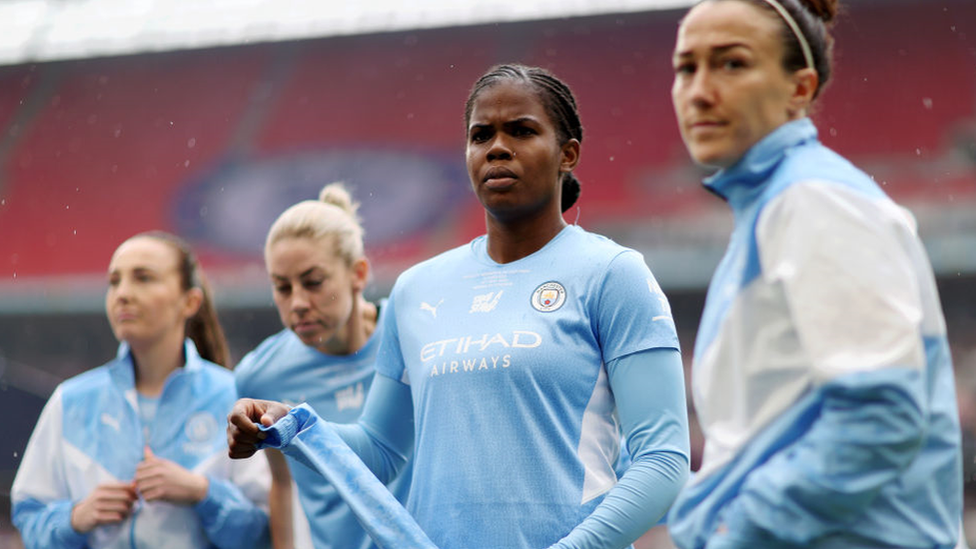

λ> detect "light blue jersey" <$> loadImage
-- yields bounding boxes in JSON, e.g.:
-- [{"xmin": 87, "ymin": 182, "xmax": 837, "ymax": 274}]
[
  {"xmin": 12, "ymin": 341, "xmax": 271, "ymax": 549},
  {"xmin": 668, "ymin": 119, "xmax": 963, "ymax": 549},
  {"xmin": 235, "ymin": 303, "xmax": 411, "ymax": 549},
  {"xmin": 373, "ymin": 225, "xmax": 684, "ymax": 548}
]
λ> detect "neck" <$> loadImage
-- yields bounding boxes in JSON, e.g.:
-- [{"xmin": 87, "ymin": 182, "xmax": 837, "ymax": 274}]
[
  {"xmin": 131, "ymin": 331, "xmax": 185, "ymax": 397},
  {"xmin": 319, "ymin": 295, "xmax": 376, "ymax": 355},
  {"xmin": 485, "ymin": 211, "xmax": 567, "ymax": 264}
]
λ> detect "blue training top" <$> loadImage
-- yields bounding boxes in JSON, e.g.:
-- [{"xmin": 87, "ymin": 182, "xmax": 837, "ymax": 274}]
[
  {"xmin": 12, "ymin": 340, "xmax": 271, "ymax": 549},
  {"xmin": 667, "ymin": 118, "xmax": 963, "ymax": 549}
]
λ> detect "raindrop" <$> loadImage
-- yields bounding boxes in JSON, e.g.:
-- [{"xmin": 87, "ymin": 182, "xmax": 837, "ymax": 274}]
[
  {"xmin": 187, "ymin": 138, "xmax": 196, "ymax": 149},
  {"xmin": 406, "ymin": 113, "xmax": 415, "ymax": 119},
  {"xmin": 951, "ymin": 26, "xmax": 956, "ymax": 32},
  {"xmin": 13, "ymin": 272, "xmax": 16, "ymax": 279},
  {"xmin": 828, "ymin": 127, "xmax": 837, "ymax": 137},
  {"xmin": 915, "ymin": 148, "xmax": 922, "ymax": 156},
  {"xmin": 65, "ymin": 204, "xmax": 70, "ymax": 210},
  {"xmin": 609, "ymin": 156, "xmax": 615, "ymax": 162},
  {"xmin": 12, "ymin": 452, "xmax": 17, "ymax": 458},
  {"xmin": 184, "ymin": 160, "xmax": 191, "ymax": 168},
  {"xmin": 1, "ymin": 199, "xmax": 5, "ymax": 206},
  {"xmin": 863, "ymin": 77, "xmax": 868, "ymax": 82},
  {"xmin": 922, "ymin": 97, "xmax": 933, "ymax": 110},
  {"xmin": 73, "ymin": 230, "xmax": 77, "ymax": 235}
]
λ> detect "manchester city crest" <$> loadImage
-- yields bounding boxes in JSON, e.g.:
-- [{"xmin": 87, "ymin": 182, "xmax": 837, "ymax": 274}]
[{"xmin": 531, "ymin": 281, "xmax": 566, "ymax": 312}]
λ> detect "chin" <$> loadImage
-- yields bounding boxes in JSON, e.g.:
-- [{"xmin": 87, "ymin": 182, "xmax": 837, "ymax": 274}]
[{"xmin": 689, "ymin": 147, "xmax": 736, "ymax": 169}]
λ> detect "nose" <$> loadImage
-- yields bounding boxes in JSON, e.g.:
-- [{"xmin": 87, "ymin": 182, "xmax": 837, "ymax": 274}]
[
  {"xmin": 290, "ymin": 286, "xmax": 311, "ymax": 313},
  {"xmin": 687, "ymin": 67, "xmax": 716, "ymax": 108},
  {"xmin": 486, "ymin": 135, "xmax": 513, "ymax": 162},
  {"xmin": 112, "ymin": 277, "xmax": 132, "ymax": 303}
]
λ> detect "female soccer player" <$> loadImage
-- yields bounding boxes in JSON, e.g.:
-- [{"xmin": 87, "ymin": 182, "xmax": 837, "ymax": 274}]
[
  {"xmin": 665, "ymin": 1, "xmax": 963, "ymax": 548},
  {"xmin": 228, "ymin": 64, "xmax": 691, "ymax": 549},
  {"xmin": 234, "ymin": 183, "xmax": 411, "ymax": 549},
  {"xmin": 12, "ymin": 231, "xmax": 270, "ymax": 549}
]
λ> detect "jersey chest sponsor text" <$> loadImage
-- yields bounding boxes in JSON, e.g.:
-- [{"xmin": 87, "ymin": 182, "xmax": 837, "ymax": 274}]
[{"xmin": 420, "ymin": 331, "xmax": 542, "ymax": 377}]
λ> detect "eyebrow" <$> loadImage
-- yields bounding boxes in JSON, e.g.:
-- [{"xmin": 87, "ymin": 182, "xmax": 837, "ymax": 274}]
[
  {"xmin": 468, "ymin": 116, "xmax": 540, "ymax": 132},
  {"xmin": 675, "ymin": 42, "xmax": 750, "ymax": 59},
  {"xmin": 271, "ymin": 267, "xmax": 320, "ymax": 281}
]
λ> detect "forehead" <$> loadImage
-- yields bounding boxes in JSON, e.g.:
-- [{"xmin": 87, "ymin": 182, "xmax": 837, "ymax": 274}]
[
  {"xmin": 675, "ymin": 1, "xmax": 782, "ymax": 55},
  {"xmin": 468, "ymin": 80, "xmax": 547, "ymax": 125},
  {"xmin": 109, "ymin": 237, "xmax": 178, "ymax": 270},
  {"xmin": 267, "ymin": 236, "xmax": 340, "ymax": 270}
]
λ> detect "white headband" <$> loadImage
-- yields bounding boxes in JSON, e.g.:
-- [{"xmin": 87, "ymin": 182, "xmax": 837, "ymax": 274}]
[{"xmin": 760, "ymin": 0, "xmax": 815, "ymax": 70}]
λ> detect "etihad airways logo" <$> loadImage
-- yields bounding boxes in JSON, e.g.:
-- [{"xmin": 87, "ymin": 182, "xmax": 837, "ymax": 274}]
[{"xmin": 420, "ymin": 330, "xmax": 542, "ymax": 377}]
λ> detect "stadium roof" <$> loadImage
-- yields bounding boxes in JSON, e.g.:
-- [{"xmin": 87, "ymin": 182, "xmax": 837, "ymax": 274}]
[{"xmin": 0, "ymin": 0, "xmax": 695, "ymax": 67}]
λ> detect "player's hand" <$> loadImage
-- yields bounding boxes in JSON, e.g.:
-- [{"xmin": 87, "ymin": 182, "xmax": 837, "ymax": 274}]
[
  {"xmin": 134, "ymin": 447, "xmax": 208, "ymax": 504},
  {"xmin": 70, "ymin": 481, "xmax": 138, "ymax": 533},
  {"xmin": 227, "ymin": 398, "xmax": 291, "ymax": 459}
]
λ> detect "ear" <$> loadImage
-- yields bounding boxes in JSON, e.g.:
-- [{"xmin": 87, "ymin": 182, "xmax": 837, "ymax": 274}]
[
  {"xmin": 787, "ymin": 68, "xmax": 819, "ymax": 118},
  {"xmin": 559, "ymin": 138, "xmax": 581, "ymax": 173},
  {"xmin": 182, "ymin": 287, "xmax": 204, "ymax": 319},
  {"xmin": 350, "ymin": 257, "xmax": 370, "ymax": 294}
]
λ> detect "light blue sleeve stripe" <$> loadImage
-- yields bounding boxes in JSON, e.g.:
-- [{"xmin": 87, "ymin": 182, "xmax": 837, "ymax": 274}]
[
  {"xmin": 551, "ymin": 348, "xmax": 691, "ymax": 549},
  {"xmin": 716, "ymin": 367, "xmax": 926, "ymax": 546}
]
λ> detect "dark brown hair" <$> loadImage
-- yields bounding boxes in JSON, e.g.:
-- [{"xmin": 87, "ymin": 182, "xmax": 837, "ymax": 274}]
[
  {"xmin": 135, "ymin": 231, "xmax": 230, "ymax": 368},
  {"xmin": 464, "ymin": 64, "xmax": 583, "ymax": 213},
  {"xmin": 721, "ymin": 0, "xmax": 840, "ymax": 99}
]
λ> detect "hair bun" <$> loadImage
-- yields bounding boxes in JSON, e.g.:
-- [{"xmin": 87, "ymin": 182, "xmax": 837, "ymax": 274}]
[
  {"xmin": 319, "ymin": 182, "xmax": 360, "ymax": 217},
  {"xmin": 799, "ymin": 0, "xmax": 839, "ymax": 24},
  {"xmin": 561, "ymin": 173, "xmax": 581, "ymax": 213}
]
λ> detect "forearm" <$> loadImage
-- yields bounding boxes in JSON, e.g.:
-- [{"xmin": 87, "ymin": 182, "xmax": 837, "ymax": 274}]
[
  {"xmin": 552, "ymin": 450, "xmax": 688, "ymax": 549},
  {"xmin": 553, "ymin": 348, "xmax": 690, "ymax": 549},
  {"xmin": 266, "ymin": 450, "xmax": 295, "ymax": 549}
]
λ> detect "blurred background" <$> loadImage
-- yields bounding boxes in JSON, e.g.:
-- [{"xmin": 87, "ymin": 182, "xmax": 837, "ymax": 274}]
[{"xmin": 0, "ymin": 0, "xmax": 974, "ymax": 547}]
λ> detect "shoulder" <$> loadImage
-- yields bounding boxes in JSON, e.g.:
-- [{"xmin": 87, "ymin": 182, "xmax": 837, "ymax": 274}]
[
  {"xmin": 761, "ymin": 177, "xmax": 905, "ymax": 238},
  {"xmin": 774, "ymin": 141, "xmax": 881, "ymax": 199},
  {"xmin": 234, "ymin": 329, "xmax": 299, "ymax": 379},
  {"xmin": 59, "ymin": 361, "xmax": 114, "ymax": 398},
  {"xmin": 391, "ymin": 241, "xmax": 476, "ymax": 291},
  {"xmin": 558, "ymin": 226, "xmax": 649, "ymax": 275}
]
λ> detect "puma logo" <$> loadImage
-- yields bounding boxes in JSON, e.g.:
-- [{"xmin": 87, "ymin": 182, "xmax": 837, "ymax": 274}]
[
  {"xmin": 420, "ymin": 299, "xmax": 444, "ymax": 318},
  {"xmin": 101, "ymin": 413, "xmax": 121, "ymax": 432}
]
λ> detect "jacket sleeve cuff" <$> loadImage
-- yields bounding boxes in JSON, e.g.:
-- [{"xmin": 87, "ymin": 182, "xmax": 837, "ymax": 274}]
[
  {"xmin": 54, "ymin": 500, "xmax": 89, "ymax": 548},
  {"xmin": 194, "ymin": 474, "xmax": 230, "ymax": 518}
]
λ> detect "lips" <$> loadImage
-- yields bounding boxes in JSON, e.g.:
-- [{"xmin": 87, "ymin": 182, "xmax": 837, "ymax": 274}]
[
  {"xmin": 294, "ymin": 320, "xmax": 320, "ymax": 334},
  {"xmin": 688, "ymin": 119, "xmax": 727, "ymax": 131},
  {"xmin": 114, "ymin": 309, "xmax": 138, "ymax": 322},
  {"xmin": 483, "ymin": 166, "xmax": 518, "ymax": 190}
]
